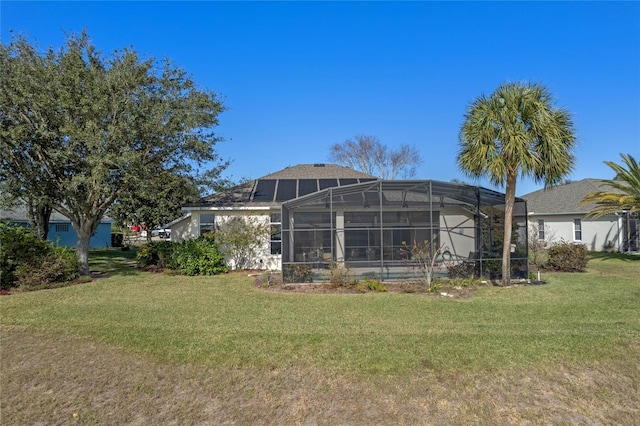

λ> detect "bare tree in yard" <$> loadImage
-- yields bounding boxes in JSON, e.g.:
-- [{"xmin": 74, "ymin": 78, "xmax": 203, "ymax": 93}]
[
  {"xmin": 328, "ymin": 135, "xmax": 422, "ymax": 179},
  {"xmin": 458, "ymin": 82, "xmax": 576, "ymax": 286},
  {"xmin": 403, "ymin": 240, "xmax": 448, "ymax": 291}
]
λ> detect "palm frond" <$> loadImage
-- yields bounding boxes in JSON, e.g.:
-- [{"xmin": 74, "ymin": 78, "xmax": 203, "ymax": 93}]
[{"xmin": 580, "ymin": 154, "xmax": 640, "ymax": 218}]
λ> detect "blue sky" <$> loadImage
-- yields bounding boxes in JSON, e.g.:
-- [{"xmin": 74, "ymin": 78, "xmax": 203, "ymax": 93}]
[{"xmin": 2, "ymin": 1, "xmax": 639, "ymax": 196}]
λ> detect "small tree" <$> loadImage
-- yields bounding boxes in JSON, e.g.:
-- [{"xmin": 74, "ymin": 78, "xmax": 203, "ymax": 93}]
[
  {"xmin": 214, "ymin": 215, "xmax": 270, "ymax": 270},
  {"xmin": 528, "ymin": 222, "xmax": 556, "ymax": 280},
  {"xmin": 403, "ymin": 240, "xmax": 448, "ymax": 291},
  {"xmin": 328, "ymin": 134, "xmax": 422, "ymax": 179}
]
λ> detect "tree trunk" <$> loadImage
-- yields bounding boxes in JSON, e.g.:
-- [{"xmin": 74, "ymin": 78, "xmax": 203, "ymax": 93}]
[
  {"xmin": 74, "ymin": 219, "xmax": 99, "ymax": 276},
  {"xmin": 27, "ymin": 200, "xmax": 52, "ymax": 240},
  {"xmin": 76, "ymin": 229, "xmax": 91, "ymax": 276},
  {"xmin": 501, "ymin": 172, "xmax": 517, "ymax": 286}
]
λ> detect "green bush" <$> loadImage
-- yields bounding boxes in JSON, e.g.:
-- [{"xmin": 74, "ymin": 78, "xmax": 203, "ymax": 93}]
[
  {"xmin": 136, "ymin": 241, "xmax": 175, "ymax": 268},
  {"xmin": 283, "ymin": 264, "xmax": 313, "ymax": 283},
  {"xmin": 355, "ymin": 278, "xmax": 387, "ymax": 293},
  {"xmin": 0, "ymin": 223, "xmax": 80, "ymax": 289},
  {"xmin": 448, "ymin": 277, "xmax": 480, "ymax": 288},
  {"xmin": 170, "ymin": 237, "xmax": 227, "ymax": 276},
  {"xmin": 1, "ymin": 223, "xmax": 57, "ymax": 288},
  {"xmin": 548, "ymin": 241, "xmax": 588, "ymax": 272},
  {"xmin": 15, "ymin": 246, "xmax": 80, "ymax": 290}
]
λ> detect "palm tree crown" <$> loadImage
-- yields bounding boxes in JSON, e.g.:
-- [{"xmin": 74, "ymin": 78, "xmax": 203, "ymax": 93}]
[
  {"xmin": 457, "ymin": 82, "xmax": 577, "ymax": 285},
  {"xmin": 457, "ymin": 82, "xmax": 576, "ymax": 187},
  {"xmin": 581, "ymin": 153, "xmax": 640, "ymax": 218}
]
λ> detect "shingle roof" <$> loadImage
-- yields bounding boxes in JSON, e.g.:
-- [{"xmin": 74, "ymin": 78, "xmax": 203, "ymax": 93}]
[
  {"xmin": 0, "ymin": 205, "xmax": 113, "ymax": 223},
  {"xmin": 261, "ymin": 164, "xmax": 377, "ymax": 180},
  {"xmin": 521, "ymin": 178, "xmax": 619, "ymax": 215},
  {"xmin": 187, "ymin": 164, "xmax": 377, "ymax": 208}
]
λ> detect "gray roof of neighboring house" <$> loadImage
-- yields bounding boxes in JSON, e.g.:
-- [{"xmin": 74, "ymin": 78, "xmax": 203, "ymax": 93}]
[
  {"xmin": 521, "ymin": 178, "xmax": 619, "ymax": 215},
  {"xmin": 0, "ymin": 206, "xmax": 114, "ymax": 223},
  {"xmin": 187, "ymin": 164, "xmax": 378, "ymax": 208}
]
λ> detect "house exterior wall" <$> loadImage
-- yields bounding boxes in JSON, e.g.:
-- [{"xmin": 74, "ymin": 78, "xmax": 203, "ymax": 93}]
[
  {"xmin": 174, "ymin": 208, "xmax": 279, "ymax": 270},
  {"xmin": 439, "ymin": 208, "xmax": 476, "ymax": 261},
  {"xmin": 7, "ymin": 221, "xmax": 112, "ymax": 248},
  {"xmin": 169, "ymin": 215, "xmax": 196, "ymax": 243},
  {"xmin": 528, "ymin": 214, "xmax": 620, "ymax": 252}
]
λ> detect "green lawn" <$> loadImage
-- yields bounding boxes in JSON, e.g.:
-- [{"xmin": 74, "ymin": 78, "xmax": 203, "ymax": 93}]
[{"xmin": 2, "ymin": 249, "xmax": 639, "ymax": 375}]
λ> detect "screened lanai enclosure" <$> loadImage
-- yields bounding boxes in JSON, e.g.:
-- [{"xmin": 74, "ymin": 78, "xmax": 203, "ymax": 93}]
[{"xmin": 281, "ymin": 180, "xmax": 528, "ymax": 283}]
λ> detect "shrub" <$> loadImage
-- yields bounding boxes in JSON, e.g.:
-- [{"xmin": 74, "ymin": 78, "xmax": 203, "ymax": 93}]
[
  {"xmin": 355, "ymin": 278, "xmax": 387, "ymax": 293},
  {"xmin": 548, "ymin": 241, "xmax": 588, "ymax": 272},
  {"xmin": 448, "ymin": 277, "xmax": 481, "ymax": 288},
  {"xmin": 0, "ymin": 222, "xmax": 60, "ymax": 289},
  {"xmin": 447, "ymin": 261, "xmax": 476, "ymax": 279},
  {"xmin": 329, "ymin": 262, "xmax": 351, "ymax": 287},
  {"xmin": 254, "ymin": 273, "xmax": 282, "ymax": 288},
  {"xmin": 111, "ymin": 232, "xmax": 124, "ymax": 247},
  {"xmin": 136, "ymin": 241, "xmax": 175, "ymax": 268},
  {"xmin": 170, "ymin": 237, "xmax": 227, "ymax": 276},
  {"xmin": 15, "ymin": 247, "xmax": 80, "ymax": 290},
  {"xmin": 282, "ymin": 264, "xmax": 313, "ymax": 283}
]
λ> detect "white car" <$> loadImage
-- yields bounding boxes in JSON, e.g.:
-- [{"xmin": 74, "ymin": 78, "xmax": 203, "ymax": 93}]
[{"xmin": 151, "ymin": 228, "xmax": 171, "ymax": 239}]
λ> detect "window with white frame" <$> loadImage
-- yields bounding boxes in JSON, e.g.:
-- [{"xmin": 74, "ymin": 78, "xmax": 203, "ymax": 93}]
[
  {"xmin": 270, "ymin": 212, "xmax": 282, "ymax": 255},
  {"xmin": 574, "ymin": 218, "xmax": 582, "ymax": 241},
  {"xmin": 538, "ymin": 219, "xmax": 544, "ymax": 240},
  {"xmin": 199, "ymin": 213, "xmax": 215, "ymax": 236}
]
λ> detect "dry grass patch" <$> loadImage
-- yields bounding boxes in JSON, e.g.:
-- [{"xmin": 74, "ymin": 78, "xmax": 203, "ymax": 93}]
[{"xmin": 2, "ymin": 328, "xmax": 638, "ymax": 425}]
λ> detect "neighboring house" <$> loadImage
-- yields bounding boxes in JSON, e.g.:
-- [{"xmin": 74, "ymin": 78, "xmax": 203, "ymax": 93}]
[
  {"xmin": 171, "ymin": 163, "xmax": 530, "ymax": 281},
  {"xmin": 521, "ymin": 179, "xmax": 638, "ymax": 252},
  {"xmin": 0, "ymin": 206, "xmax": 113, "ymax": 249}
]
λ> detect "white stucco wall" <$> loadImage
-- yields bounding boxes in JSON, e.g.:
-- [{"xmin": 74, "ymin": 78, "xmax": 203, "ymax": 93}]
[
  {"xmin": 172, "ymin": 208, "xmax": 279, "ymax": 270},
  {"xmin": 528, "ymin": 213, "xmax": 620, "ymax": 251},
  {"xmin": 169, "ymin": 215, "xmax": 196, "ymax": 243},
  {"xmin": 439, "ymin": 208, "xmax": 476, "ymax": 261}
]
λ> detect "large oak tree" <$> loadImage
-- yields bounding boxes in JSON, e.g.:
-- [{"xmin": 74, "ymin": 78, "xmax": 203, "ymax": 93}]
[{"xmin": 1, "ymin": 32, "xmax": 227, "ymax": 274}]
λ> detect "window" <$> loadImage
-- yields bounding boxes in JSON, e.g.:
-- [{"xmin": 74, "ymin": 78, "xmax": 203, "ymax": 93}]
[
  {"xmin": 538, "ymin": 219, "xmax": 545, "ymax": 240},
  {"xmin": 270, "ymin": 212, "xmax": 281, "ymax": 255},
  {"xmin": 55, "ymin": 224, "xmax": 69, "ymax": 232},
  {"xmin": 574, "ymin": 218, "xmax": 582, "ymax": 241},
  {"xmin": 199, "ymin": 213, "xmax": 215, "ymax": 236}
]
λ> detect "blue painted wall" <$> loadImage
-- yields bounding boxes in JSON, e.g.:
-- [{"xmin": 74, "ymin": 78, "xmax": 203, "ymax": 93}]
[
  {"xmin": 7, "ymin": 221, "xmax": 113, "ymax": 248},
  {"xmin": 48, "ymin": 222, "xmax": 112, "ymax": 248}
]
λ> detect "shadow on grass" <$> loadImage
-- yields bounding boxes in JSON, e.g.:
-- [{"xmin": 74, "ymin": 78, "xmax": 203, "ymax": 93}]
[
  {"xmin": 589, "ymin": 251, "xmax": 640, "ymax": 262},
  {"xmin": 89, "ymin": 247, "xmax": 142, "ymax": 276}
]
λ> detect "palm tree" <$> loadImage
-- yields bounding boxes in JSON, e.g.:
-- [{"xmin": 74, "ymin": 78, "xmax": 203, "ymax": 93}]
[
  {"xmin": 457, "ymin": 82, "xmax": 576, "ymax": 286},
  {"xmin": 581, "ymin": 153, "xmax": 640, "ymax": 218}
]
